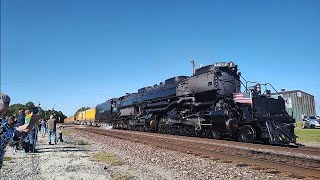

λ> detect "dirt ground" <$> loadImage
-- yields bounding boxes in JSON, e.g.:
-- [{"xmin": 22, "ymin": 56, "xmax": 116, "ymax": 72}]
[
  {"xmin": 0, "ymin": 133, "xmax": 112, "ymax": 180},
  {"xmin": 0, "ymin": 126, "xmax": 309, "ymax": 180}
]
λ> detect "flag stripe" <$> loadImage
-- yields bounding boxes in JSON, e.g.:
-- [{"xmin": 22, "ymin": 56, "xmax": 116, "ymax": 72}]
[{"xmin": 233, "ymin": 93, "xmax": 252, "ymax": 104}]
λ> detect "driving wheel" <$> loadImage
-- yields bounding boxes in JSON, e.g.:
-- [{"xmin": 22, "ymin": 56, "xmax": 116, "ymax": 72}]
[{"xmin": 239, "ymin": 125, "xmax": 256, "ymax": 143}]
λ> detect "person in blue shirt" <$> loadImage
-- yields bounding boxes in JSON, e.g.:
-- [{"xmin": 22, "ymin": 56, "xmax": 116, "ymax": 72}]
[
  {"xmin": 1, "ymin": 118, "xmax": 7, "ymax": 126},
  {"xmin": 15, "ymin": 110, "xmax": 28, "ymax": 152},
  {"xmin": 16, "ymin": 110, "xmax": 25, "ymax": 127},
  {"xmin": 41, "ymin": 119, "xmax": 47, "ymax": 137},
  {"xmin": 0, "ymin": 93, "xmax": 40, "ymax": 169}
]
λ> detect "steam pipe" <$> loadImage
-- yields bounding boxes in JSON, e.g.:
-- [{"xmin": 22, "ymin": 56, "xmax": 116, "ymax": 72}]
[{"xmin": 146, "ymin": 97, "xmax": 195, "ymax": 113}]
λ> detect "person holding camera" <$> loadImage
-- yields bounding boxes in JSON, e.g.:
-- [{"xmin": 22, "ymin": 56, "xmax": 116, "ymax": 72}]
[{"xmin": 0, "ymin": 93, "xmax": 40, "ymax": 169}]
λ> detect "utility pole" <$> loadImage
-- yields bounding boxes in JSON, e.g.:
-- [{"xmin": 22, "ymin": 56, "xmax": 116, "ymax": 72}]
[
  {"xmin": 37, "ymin": 102, "xmax": 41, "ymax": 115},
  {"xmin": 44, "ymin": 107, "xmax": 47, "ymax": 120},
  {"xmin": 191, "ymin": 60, "xmax": 195, "ymax": 75}
]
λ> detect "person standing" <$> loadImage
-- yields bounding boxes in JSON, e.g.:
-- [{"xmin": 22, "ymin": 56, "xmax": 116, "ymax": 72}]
[
  {"xmin": 23, "ymin": 110, "xmax": 33, "ymax": 152},
  {"xmin": 16, "ymin": 110, "xmax": 26, "ymax": 150},
  {"xmin": 21, "ymin": 110, "xmax": 32, "ymax": 153},
  {"xmin": 47, "ymin": 115, "xmax": 57, "ymax": 145},
  {"xmin": 16, "ymin": 110, "xmax": 25, "ymax": 126},
  {"xmin": 41, "ymin": 118, "xmax": 47, "ymax": 137},
  {"xmin": 0, "ymin": 93, "xmax": 40, "ymax": 169},
  {"xmin": 23, "ymin": 110, "xmax": 38, "ymax": 153}
]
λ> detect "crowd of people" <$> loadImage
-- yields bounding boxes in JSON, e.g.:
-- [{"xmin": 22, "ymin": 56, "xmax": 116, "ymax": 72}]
[{"xmin": 0, "ymin": 93, "xmax": 64, "ymax": 169}]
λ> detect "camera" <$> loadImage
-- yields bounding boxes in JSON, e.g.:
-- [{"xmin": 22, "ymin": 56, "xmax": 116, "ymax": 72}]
[{"xmin": 32, "ymin": 107, "xmax": 39, "ymax": 114}]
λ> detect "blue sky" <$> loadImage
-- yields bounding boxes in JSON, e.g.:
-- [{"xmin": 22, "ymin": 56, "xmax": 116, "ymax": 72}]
[{"xmin": 1, "ymin": 0, "xmax": 319, "ymax": 116}]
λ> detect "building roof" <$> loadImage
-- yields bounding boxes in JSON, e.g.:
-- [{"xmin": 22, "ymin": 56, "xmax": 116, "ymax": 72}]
[{"xmin": 270, "ymin": 90, "xmax": 314, "ymax": 97}]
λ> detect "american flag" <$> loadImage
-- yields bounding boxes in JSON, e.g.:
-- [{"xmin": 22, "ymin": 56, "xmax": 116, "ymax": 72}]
[{"xmin": 233, "ymin": 92, "xmax": 252, "ymax": 104}]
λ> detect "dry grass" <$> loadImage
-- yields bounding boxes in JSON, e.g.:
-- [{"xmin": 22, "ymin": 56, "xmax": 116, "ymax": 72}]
[
  {"xmin": 112, "ymin": 172, "xmax": 129, "ymax": 180},
  {"xmin": 3, "ymin": 157, "xmax": 13, "ymax": 161},
  {"xmin": 62, "ymin": 129, "xmax": 72, "ymax": 136},
  {"xmin": 76, "ymin": 139, "xmax": 90, "ymax": 145},
  {"xmin": 92, "ymin": 152, "xmax": 124, "ymax": 166}
]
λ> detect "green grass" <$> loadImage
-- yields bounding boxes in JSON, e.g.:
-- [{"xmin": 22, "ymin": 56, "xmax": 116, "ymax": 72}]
[
  {"xmin": 295, "ymin": 122, "xmax": 320, "ymax": 145},
  {"xmin": 92, "ymin": 152, "xmax": 124, "ymax": 166}
]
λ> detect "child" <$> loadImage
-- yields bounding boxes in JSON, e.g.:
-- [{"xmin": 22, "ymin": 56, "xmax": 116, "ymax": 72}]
[{"xmin": 57, "ymin": 126, "xmax": 64, "ymax": 142}]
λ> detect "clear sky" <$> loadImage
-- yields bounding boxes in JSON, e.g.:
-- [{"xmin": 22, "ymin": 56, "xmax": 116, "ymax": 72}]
[{"xmin": 1, "ymin": 0, "xmax": 319, "ymax": 116}]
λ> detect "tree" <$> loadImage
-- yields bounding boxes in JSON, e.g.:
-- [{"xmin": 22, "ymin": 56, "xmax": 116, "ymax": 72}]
[
  {"xmin": 2, "ymin": 101, "xmax": 67, "ymax": 123},
  {"xmin": 5, "ymin": 103, "xmax": 25, "ymax": 117},
  {"xmin": 4, "ymin": 101, "xmax": 37, "ymax": 118},
  {"xmin": 74, "ymin": 107, "xmax": 90, "ymax": 117},
  {"xmin": 25, "ymin": 101, "xmax": 35, "ymax": 110}
]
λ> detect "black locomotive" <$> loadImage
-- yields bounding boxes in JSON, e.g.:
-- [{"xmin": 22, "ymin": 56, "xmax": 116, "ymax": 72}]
[{"xmin": 96, "ymin": 62, "xmax": 296, "ymax": 146}]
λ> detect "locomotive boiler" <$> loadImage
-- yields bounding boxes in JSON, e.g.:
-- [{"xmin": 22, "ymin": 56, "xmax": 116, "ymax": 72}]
[{"xmin": 95, "ymin": 62, "xmax": 296, "ymax": 146}]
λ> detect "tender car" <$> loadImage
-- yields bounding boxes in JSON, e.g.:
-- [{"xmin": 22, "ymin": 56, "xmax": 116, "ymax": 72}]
[{"xmin": 302, "ymin": 115, "xmax": 320, "ymax": 129}]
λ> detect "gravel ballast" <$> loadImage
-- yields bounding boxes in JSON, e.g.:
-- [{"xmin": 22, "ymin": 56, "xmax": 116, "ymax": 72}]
[{"xmin": 0, "ymin": 126, "xmax": 312, "ymax": 180}]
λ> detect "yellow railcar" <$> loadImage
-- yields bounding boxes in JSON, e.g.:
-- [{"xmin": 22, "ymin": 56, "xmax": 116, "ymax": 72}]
[
  {"xmin": 76, "ymin": 111, "xmax": 85, "ymax": 124},
  {"xmin": 66, "ymin": 116, "xmax": 75, "ymax": 123},
  {"xmin": 70, "ymin": 116, "xmax": 75, "ymax": 123},
  {"xmin": 64, "ymin": 116, "xmax": 70, "ymax": 123},
  {"xmin": 74, "ymin": 108, "xmax": 97, "ymax": 125},
  {"xmin": 64, "ymin": 118, "xmax": 68, "ymax": 123},
  {"xmin": 75, "ymin": 113, "xmax": 80, "ymax": 121},
  {"xmin": 84, "ymin": 108, "xmax": 96, "ymax": 121}
]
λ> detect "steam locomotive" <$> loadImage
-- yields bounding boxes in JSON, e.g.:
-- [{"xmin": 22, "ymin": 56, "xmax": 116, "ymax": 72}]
[{"xmin": 93, "ymin": 62, "xmax": 296, "ymax": 146}]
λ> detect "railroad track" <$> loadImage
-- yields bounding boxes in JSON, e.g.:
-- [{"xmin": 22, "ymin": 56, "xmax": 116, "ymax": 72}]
[
  {"xmin": 298, "ymin": 146, "xmax": 320, "ymax": 154},
  {"xmin": 75, "ymin": 126, "xmax": 320, "ymax": 179},
  {"xmin": 113, "ymin": 128, "xmax": 320, "ymax": 158}
]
